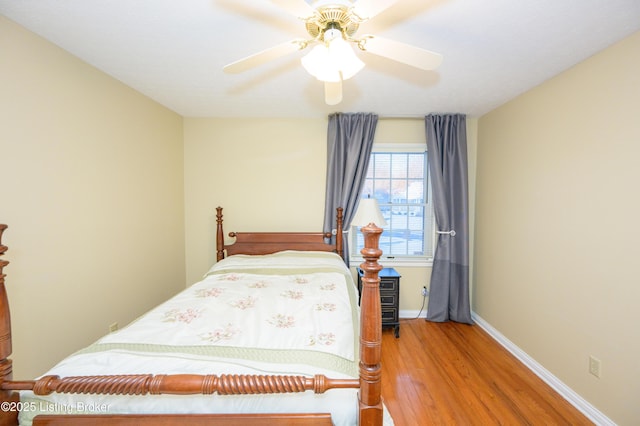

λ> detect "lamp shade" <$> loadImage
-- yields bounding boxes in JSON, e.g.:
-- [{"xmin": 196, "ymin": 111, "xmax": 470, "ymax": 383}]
[
  {"xmin": 351, "ymin": 198, "xmax": 387, "ymax": 228},
  {"xmin": 328, "ymin": 37, "xmax": 364, "ymax": 80},
  {"xmin": 301, "ymin": 34, "xmax": 364, "ymax": 83},
  {"xmin": 301, "ymin": 44, "xmax": 341, "ymax": 82}
]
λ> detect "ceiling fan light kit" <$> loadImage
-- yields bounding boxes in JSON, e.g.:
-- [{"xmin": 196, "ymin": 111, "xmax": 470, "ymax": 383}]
[
  {"xmin": 224, "ymin": 0, "xmax": 443, "ymax": 105},
  {"xmin": 301, "ymin": 24, "xmax": 365, "ymax": 82}
]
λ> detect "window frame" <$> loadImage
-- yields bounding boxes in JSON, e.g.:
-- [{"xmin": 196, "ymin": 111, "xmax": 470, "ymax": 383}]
[{"xmin": 349, "ymin": 143, "xmax": 435, "ymax": 267}]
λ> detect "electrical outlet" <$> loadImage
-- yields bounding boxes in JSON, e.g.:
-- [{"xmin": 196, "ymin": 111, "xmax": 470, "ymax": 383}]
[
  {"xmin": 109, "ymin": 322, "xmax": 119, "ymax": 333},
  {"xmin": 589, "ymin": 355, "xmax": 601, "ymax": 378},
  {"xmin": 421, "ymin": 286, "xmax": 428, "ymax": 297}
]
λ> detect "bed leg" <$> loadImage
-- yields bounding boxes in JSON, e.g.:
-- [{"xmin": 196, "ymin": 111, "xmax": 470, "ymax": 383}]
[
  {"xmin": 0, "ymin": 226, "xmax": 19, "ymax": 426},
  {"xmin": 357, "ymin": 223, "xmax": 384, "ymax": 426}
]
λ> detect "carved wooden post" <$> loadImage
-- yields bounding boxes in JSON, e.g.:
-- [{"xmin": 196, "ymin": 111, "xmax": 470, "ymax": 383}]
[
  {"xmin": 215, "ymin": 207, "xmax": 225, "ymax": 261},
  {"xmin": 358, "ymin": 223, "xmax": 383, "ymax": 426},
  {"xmin": 335, "ymin": 207, "xmax": 344, "ymax": 257},
  {"xmin": 0, "ymin": 225, "xmax": 18, "ymax": 425}
]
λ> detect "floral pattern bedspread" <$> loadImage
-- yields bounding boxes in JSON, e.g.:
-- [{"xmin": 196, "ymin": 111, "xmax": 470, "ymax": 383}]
[
  {"xmin": 87, "ymin": 251, "xmax": 359, "ymax": 374},
  {"xmin": 17, "ymin": 251, "xmax": 378, "ymax": 426}
]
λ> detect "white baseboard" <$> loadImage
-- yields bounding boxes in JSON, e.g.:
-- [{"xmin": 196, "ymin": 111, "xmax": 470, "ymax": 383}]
[
  {"xmin": 399, "ymin": 309, "xmax": 427, "ymax": 320},
  {"xmin": 471, "ymin": 312, "xmax": 615, "ymax": 426}
]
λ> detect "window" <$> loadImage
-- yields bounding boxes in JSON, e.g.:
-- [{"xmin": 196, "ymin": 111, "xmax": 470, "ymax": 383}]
[{"xmin": 351, "ymin": 145, "xmax": 434, "ymax": 265}]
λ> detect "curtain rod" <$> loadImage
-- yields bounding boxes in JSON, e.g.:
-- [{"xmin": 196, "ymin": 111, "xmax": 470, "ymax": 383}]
[{"xmin": 378, "ymin": 115, "xmax": 425, "ymax": 120}]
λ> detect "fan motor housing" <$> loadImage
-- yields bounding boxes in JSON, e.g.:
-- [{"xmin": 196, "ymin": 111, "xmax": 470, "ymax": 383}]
[{"xmin": 305, "ymin": 5, "xmax": 360, "ymax": 40}]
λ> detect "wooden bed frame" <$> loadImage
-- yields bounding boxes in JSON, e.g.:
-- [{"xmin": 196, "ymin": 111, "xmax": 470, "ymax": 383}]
[{"xmin": 0, "ymin": 208, "xmax": 384, "ymax": 425}]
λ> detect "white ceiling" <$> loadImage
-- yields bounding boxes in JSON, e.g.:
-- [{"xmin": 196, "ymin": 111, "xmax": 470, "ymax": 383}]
[{"xmin": 1, "ymin": 0, "xmax": 639, "ymax": 118}]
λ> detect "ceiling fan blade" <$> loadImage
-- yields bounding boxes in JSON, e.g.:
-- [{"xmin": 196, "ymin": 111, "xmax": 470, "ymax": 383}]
[
  {"xmin": 270, "ymin": 0, "xmax": 316, "ymax": 18},
  {"xmin": 223, "ymin": 40, "xmax": 307, "ymax": 74},
  {"xmin": 324, "ymin": 80, "xmax": 342, "ymax": 105},
  {"xmin": 351, "ymin": 0, "xmax": 399, "ymax": 20},
  {"xmin": 358, "ymin": 35, "xmax": 443, "ymax": 71}
]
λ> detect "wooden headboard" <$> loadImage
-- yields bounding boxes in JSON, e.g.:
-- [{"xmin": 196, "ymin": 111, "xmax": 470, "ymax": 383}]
[{"xmin": 215, "ymin": 207, "xmax": 344, "ymax": 261}]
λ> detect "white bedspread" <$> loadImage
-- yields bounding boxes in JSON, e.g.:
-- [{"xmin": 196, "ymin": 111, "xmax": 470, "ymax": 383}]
[{"xmin": 19, "ymin": 251, "xmax": 394, "ymax": 425}]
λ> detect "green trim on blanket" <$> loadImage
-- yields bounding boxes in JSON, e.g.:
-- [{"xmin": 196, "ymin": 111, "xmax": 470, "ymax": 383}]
[{"xmin": 75, "ymin": 343, "xmax": 357, "ymax": 378}]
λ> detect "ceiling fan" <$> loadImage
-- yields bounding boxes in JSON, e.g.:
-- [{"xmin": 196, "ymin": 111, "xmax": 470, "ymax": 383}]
[{"xmin": 223, "ymin": 0, "xmax": 443, "ymax": 105}]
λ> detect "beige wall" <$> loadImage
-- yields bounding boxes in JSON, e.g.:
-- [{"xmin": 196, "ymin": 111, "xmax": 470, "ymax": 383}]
[
  {"xmin": 183, "ymin": 117, "xmax": 329, "ymax": 285},
  {"xmin": 475, "ymin": 31, "xmax": 640, "ymax": 424},
  {"xmin": 0, "ymin": 16, "xmax": 186, "ymax": 378}
]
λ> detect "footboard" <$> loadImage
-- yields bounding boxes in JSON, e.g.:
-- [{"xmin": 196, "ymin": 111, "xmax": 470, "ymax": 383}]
[
  {"xmin": 0, "ymin": 219, "xmax": 384, "ymax": 425},
  {"xmin": 31, "ymin": 413, "xmax": 334, "ymax": 425}
]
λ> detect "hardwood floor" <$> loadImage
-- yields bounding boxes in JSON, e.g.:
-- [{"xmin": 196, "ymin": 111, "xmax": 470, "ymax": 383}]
[{"xmin": 381, "ymin": 319, "xmax": 593, "ymax": 425}]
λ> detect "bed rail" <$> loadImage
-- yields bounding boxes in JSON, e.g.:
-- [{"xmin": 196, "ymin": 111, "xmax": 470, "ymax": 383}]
[{"xmin": 4, "ymin": 373, "xmax": 359, "ymax": 396}]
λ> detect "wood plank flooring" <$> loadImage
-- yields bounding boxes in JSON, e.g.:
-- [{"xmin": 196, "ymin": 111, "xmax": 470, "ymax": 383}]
[{"xmin": 381, "ymin": 319, "xmax": 593, "ymax": 425}]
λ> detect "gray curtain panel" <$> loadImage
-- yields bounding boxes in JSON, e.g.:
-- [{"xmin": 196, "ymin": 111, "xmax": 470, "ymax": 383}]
[
  {"xmin": 425, "ymin": 114, "xmax": 472, "ymax": 324},
  {"xmin": 323, "ymin": 112, "xmax": 378, "ymax": 264}
]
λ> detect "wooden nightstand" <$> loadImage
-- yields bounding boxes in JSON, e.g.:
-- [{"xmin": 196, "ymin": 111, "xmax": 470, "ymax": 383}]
[{"xmin": 357, "ymin": 267, "xmax": 401, "ymax": 338}]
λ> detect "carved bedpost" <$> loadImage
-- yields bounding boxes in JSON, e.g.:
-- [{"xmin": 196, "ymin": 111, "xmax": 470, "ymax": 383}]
[
  {"xmin": 215, "ymin": 207, "xmax": 225, "ymax": 261},
  {"xmin": 0, "ymin": 226, "xmax": 10, "ymax": 365},
  {"xmin": 335, "ymin": 207, "xmax": 344, "ymax": 258},
  {"xmin": 357, "ymin": 223, "xmax": 383, "ymax": 426},
  {"xmin": 0, "ymin": 225, "xmax": 19, "ymax": 425}
]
